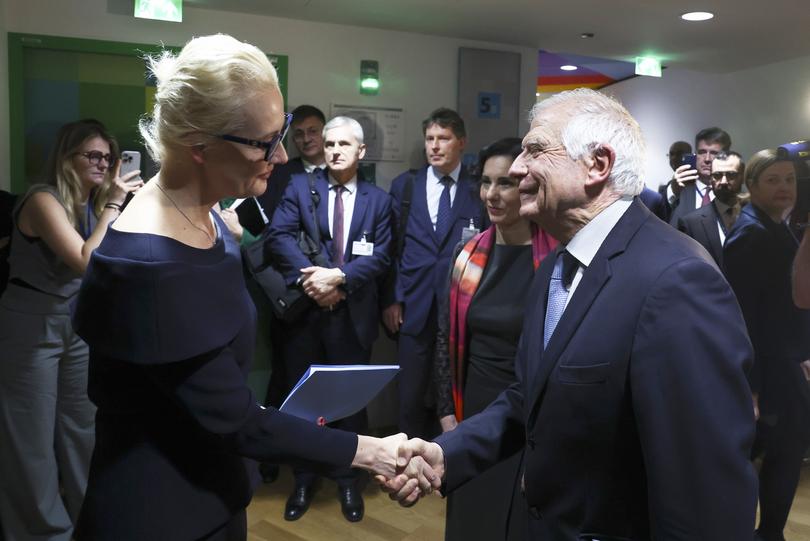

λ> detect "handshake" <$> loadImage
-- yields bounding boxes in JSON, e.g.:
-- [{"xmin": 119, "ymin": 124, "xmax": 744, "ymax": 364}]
[{"xmin": 352, "ymin": 433, "xmax": 446, "ymax": 506}]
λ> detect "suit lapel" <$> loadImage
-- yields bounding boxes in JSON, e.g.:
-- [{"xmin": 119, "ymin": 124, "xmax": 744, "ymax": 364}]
[
  {"xmin": 703, "ymin": 205, "xmax": 723, "ymax": 262},
  {"xmin": 345, "ymin": 182, "xmax": 369, "ymax": 261},
  {"xmin": 527, "ymin": 200, "xmax": 650, "ymax": 419},
  {"xmin": 412, "ymin": 168, "xmax": 436, "ymax": 245},
  {"xmin": 314, "ymin": 174, "xmax": 331, "ymax": 253}
]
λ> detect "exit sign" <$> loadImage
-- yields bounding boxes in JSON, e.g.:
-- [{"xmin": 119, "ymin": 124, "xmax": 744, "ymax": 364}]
[
  {"xmin": 635, "ymin": 57, "xmax": 662, "ymax": 78},
  {"xmin": 134, "ymin": 0, "xmax": 182, "ymax": 22}
]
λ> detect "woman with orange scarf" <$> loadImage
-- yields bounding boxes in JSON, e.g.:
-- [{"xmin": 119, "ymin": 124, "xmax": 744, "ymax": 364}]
[{"xmin": 434, "ymin": 137, "xmax": 556, "ymax": 540}]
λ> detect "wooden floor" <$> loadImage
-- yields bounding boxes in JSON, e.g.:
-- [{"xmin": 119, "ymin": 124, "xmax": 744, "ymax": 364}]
[{"xmin": 247, "ymin": 465, "xmax": 810, "ymax": 540}]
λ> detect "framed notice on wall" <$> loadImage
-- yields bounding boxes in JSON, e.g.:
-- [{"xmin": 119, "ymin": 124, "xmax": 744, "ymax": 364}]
[{"xmin": 330, "ymin": 104, "xmax": 405, "ymax": 162}]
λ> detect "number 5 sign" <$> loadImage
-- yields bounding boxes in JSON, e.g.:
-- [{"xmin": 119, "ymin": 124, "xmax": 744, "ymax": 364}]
[{"xmin": 477, "ymin": 92, "xmax": 501, "ymax": 119}]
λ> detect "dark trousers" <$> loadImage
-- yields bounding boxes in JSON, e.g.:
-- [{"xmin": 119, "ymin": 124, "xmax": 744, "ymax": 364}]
[
  {"xmin": 200, "ymin": 509, "xmax": 246, "ymax": 541},
  {"xmin": 281, "ymin": 303, "xmax": 371, "ymax": 489},
  {"xmin": 755, "ymin": 361, "xmax": 810, "ymax": 541},
  {"xmin": 397, "ymin": 305, "xmax": 440, "ymax": 440}
]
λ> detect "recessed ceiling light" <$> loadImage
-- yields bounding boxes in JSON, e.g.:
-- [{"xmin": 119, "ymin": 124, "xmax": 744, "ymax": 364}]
[
  {"xmin": 580, "ymin": 32, "xmax": 594, "ymax": 39},
  {"xmin": 681, "ymin": 11, "xmax": 714, "ymax": 21},
  {"xmin": 560, "ymin": 65, "xmax": 578, "ymax": 71}
]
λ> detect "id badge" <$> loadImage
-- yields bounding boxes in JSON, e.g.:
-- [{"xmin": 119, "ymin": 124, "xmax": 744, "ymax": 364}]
[
  {"xmin": 352, "ymin": 241, "xmax": 374, "ymax": 256},
  {"xmin": 460, "ymin": 218, "xmax": 480, "ymax": 244}
]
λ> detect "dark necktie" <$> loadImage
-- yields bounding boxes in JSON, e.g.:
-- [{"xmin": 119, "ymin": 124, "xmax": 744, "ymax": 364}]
[
  {"xmin": 436, "ymin": 175, "xmax": 454, "ymax": 238},
  {"xmin": 332, "ymin": 185, "xmax": 345, "ymax": 267},
  {"xmin": 700, "ymin": 185, "xmax": 711, "ymax": 207},
  {"xmin": 544, "ymin": 251, "xmax": 579, "ymax": 349}
]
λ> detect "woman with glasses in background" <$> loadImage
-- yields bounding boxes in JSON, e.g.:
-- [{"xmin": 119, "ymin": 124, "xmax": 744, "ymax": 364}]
[
  {"xmin": 70, "ymin": 34, "xmax": 408, "ymax": 541},
  {"xmin": 0, "ymin": 119, "xmax": 142, "ymax": 540}
]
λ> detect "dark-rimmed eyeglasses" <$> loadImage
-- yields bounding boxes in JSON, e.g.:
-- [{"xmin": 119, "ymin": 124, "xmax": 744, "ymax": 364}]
[
  {"xmin": 79, "ymin": 151, "xmax": 113, "ymax": 166},
  {"xmin": 214, "ymin": 113, "xmax": 293, "ymax": 162},
  {"xmin": 711, "ymin": 171, "xmax": 740, "ymax": 181}
]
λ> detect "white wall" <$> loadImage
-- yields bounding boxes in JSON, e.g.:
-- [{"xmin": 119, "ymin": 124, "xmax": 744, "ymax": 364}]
[
  {"xmin": 606, "ymin": 56, "xmax": 810, "ymax": 190},
  {"xmin": 0, "ymin": 0, "xmax": 538, "ymax": 192},
  {"xmin": 603, "ymin": 68, "xmax": 729, "ymax": 189}
]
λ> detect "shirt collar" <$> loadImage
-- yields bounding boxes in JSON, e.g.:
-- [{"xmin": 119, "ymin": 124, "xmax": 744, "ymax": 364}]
[
  {"xmin": 328, "ymin": 173, "xmax": 358, "ymax": 195},
  {"xmin": 713, "ymin": 197, "xmax": 739, "ymax": 215},
  {"xmin": 302, "ymin": 158, "xmax": 326, "ymax": 173},
  {"xmin": 565, "ymin": 197, "xmax": 633, "ymax": 268},
  {"xmin": 429, "ymin": 162, "xmax": 461, "ymax": 184}
]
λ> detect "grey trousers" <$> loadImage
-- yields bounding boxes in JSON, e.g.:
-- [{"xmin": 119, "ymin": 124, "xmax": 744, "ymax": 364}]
[{"xmin": 0, "ymin": 286, "xmax": 95, "ymax": 541}]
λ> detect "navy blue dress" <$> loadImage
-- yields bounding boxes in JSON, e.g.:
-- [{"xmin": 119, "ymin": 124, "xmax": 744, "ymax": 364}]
[{"xmin": 72, "ymin": 215, "xmax": 357, "ymax": 540}]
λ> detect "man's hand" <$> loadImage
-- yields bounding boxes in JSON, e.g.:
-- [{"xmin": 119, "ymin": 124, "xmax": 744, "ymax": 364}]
[
  {"xmin": 376, "ymin": 438, "xmax": 445, "ymax": 507},
  {"xmin": 672, "ymin": 163, "xmax": 699, "ymax": 191},
  {"xmin": 439, "ymin": 415, "xmax": 458, "ymax": 433},
  {"xmin": 382, "ymin": 303, "xmax": 404, "ymax": 334},
  {"xmin": 300, "ymin": 266, "xmax": 344, "ymax": 302},
  {"xmin": 313, "ymin": 289, "xmax": 346, "ymax": 308},
  {"xmin": 217, "ymin": 207, "xmax": 244, "ymax": 242}
]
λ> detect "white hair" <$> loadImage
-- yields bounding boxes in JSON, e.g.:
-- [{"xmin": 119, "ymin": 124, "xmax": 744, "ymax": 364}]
[
  {"xmin": 139, "ymin": 34, "xmax": 279, "ymax": 163},
  {"xmin": 530, "ymin": 88, "xmax": 646, "ymax": 197},
  {"xmin": 323, "ymin": 116, "xmax": 364, "ymax": 145}
]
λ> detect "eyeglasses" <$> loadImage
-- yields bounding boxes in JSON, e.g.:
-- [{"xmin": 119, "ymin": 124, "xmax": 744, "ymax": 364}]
[
  {"xmin": 214, "ymin": 113, "xmax": 293, "ymax": 162},
  {"xmin": 79, "ymin": 151, "xmax": 113, "ymax": 166},
  {"xmin": 711, "ymin": 171, "xmax": 740, "ymax": 181}
]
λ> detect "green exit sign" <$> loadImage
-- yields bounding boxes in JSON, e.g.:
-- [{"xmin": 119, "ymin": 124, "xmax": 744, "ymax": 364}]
[
  {"xmin": 635, "ymin": 57, "xmax": 662, "ymax": 77},
  {"xmin": 134, "ymin": 0, "xmax": 182, "ymax": 22}
]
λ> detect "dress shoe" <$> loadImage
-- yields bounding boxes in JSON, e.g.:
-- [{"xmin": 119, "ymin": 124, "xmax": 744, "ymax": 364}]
[
  {"xmin": 284, "ymin": 484, "xmax": 314, "ymax": 521},
  {"xmin": 338, "ymin": 485, "xmax": 364, "ymax": 522},
  {"xmin": 259, "ymin": 462, "xmax": 279, "ymax": 484}
]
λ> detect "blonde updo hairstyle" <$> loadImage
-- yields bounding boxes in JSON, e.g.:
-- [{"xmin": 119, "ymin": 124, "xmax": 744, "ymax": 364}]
[{"xmin": 139, "ymin": 34, "xmax": 279, "ymax": 163}]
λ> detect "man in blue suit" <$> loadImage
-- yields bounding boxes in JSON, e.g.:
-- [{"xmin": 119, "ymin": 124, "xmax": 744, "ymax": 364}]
[
  {"xmin": 257, "ymin": 104, "xmax": 327, "ymax": 223},
  {"xmin": 268, "ymin": 116, "xmax": 392, "ymax": 523},
  {"xmin": 389, "ymin": 89, "xmax": 757, "ymax": 539},
  {"xmin": 667, "ymin": 127, "xmax": 732, "ymax": 227},
  {"xmin": 383, "ymin": 108, "xmax": 487, "ymax": 439}
]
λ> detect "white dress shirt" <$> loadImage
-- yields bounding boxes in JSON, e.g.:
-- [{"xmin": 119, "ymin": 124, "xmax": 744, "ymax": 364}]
[
  {"xmin": 327, "ymin": 174, "xmax": 358, "ymax": 256},
  {"xmin": 563, "ymin": 197, "xmax": 634, "ymax": 308},
  {"xmin": 302, "ymin": 159, "xmax": 326, "ymax": 174},
  {"xmin": 667, "ymin": 181, "xmax": 714, "ymax": 210},
  {"xmin": 426, "ymin": 163, "xmax": 461, "ymax": 231}
]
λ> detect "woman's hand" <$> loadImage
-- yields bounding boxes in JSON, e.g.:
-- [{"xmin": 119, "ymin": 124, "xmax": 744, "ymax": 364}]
[{"xmin": 107, "ymin": 161, "xmax": 144, "ymax": 205}]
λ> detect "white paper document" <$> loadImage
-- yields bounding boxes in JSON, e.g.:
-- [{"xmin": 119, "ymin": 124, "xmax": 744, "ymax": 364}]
[{"xmin": 279, "ymin": 364, "xmax": 399, "ymax": 424}]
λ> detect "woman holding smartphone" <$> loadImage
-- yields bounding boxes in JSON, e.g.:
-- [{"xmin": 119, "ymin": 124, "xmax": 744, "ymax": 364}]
[
  {"xmin": 0, "ymin": 119, "xmax": 142, "ymax": 540},
  {"xmin": 70, "ymin": 35, "xmax": 410, "ymax": 541}
]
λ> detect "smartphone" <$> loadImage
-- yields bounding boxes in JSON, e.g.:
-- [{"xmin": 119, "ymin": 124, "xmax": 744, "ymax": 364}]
[
  {"xmin": 120, "ymin": 151, "xmax": 141, "ymax": 178},
  {"xmin": 680, "ymin": 153, "xmax": 697, "ymax": 170}
]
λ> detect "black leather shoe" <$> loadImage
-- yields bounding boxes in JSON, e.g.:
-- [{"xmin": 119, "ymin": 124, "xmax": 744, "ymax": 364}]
[
  {"xmin": 338, "ymin": 486, "xmax": 364, "ymax": 522},
  {"xmin": 284, "ymin": 484, "xmax": 314, "ymax": 521},
  {"xmin": 259, "ymin": 462, "xmax": 279, "ymax": 484}
]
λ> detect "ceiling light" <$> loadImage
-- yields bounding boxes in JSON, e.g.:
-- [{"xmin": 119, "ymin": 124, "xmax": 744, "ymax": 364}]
[
  {"xmin": 560, "ymin": 65, "xmax": 578, "ymax": 71},
  {"xmin": 681, "ymin": 11, "xmax": 714, "ymax": 21},
  {"xmin": 580, "ymin": 32, "xmax": 594, "ymax": 39}
]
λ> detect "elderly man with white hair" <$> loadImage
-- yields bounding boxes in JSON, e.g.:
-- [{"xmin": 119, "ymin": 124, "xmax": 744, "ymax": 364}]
[{"xmin": 386, "ymin": 88, "xmax": 758, "ymax": 540}]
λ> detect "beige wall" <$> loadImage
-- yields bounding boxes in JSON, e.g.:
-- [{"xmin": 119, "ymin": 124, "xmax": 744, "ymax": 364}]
[{"xmin": 0, "ymin": 0, "xmax": 538, "ymax": 191}]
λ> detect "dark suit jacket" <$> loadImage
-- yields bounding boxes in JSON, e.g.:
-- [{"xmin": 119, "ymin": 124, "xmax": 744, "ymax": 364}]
[
  {"xmin": 267, "ymin": 169, "xmax": 393, "ymax": 349},
  {"xmin": 436, "ymin": 200, "xmax": 757, "ymax": 540},
  {"xmin": 257, "ymin": 156, "xmax": 307, "ymax": 224},
  {"xmin": 724, "ymin": 203, "xmax": 810, "ymax": 408},
  {"xmin": 385, "ymin": 165, "xmax": 487, "ymax": 336},
  {"xmin": 667, "ymin": 182, "xmax": 705, "ymax": 226},
  {"xmin": 677, "ymin": 201, "xmax": 724, "ymax": 267},
  {"xmin": 638, "ymin": 186, "xmax": 668, "ymax": 221}
]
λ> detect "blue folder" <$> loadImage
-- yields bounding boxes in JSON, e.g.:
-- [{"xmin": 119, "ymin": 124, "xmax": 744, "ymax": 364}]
[{"xmin": 279, "ymin": 364, "xmax": 399, "ymax": 424}]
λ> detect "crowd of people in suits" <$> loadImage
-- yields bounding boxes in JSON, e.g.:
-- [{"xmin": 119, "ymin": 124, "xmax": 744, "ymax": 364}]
[{"xmin": 1, "ymin": 31, "xmax": 810, "ymax": 541}]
